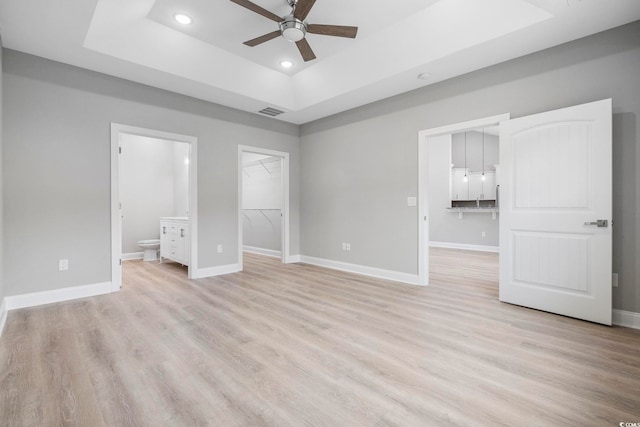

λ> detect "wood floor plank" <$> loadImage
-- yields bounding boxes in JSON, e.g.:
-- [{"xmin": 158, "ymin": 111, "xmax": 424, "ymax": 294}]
[{"xmin": 1, "ymin": 249, "xmax": 640, "ymax": 425}]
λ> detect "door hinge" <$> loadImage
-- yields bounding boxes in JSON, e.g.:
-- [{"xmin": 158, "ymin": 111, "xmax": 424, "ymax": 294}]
[
  {"xmin": 119, "ymin": 258, "xmax": 122, "ymax": 266},
  {"xmin": 119, "ymin": 146, "xmax": 122, "ymax": 154}
]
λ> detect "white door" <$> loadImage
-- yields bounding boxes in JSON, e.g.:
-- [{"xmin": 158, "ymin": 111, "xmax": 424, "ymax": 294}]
[{"xmin": 499, "ymin": 99, "xmax": 612, "ymax": 325}]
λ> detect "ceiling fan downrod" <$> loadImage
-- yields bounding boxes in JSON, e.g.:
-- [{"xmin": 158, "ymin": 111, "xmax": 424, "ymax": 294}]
[{"xmin": 281, "ymin": 0, "xmax": 307, "ymax": 42}]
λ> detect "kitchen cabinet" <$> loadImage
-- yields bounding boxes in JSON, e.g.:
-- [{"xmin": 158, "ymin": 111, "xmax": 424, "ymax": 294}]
[{"xmin": 451, "ymin": 168, "xmax": 469, "ymax": 201}]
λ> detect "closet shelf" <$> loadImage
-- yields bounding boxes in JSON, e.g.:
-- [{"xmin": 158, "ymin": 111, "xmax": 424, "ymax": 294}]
[{"xmin": 242, "ymin": 208, "xmax": 281, "ymax": 225}]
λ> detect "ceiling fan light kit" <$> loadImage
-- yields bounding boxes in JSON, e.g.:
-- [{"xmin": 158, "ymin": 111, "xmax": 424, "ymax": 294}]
[
  {"xmin": 230, "ymin": 0, "xmax": 358, "ymax": 62},
  {"xmin": 280, "ymin": 15, "xmax": 307, "ymax": 42}
]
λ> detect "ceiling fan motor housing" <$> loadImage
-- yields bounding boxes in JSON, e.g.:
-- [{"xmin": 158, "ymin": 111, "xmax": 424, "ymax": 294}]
[{"xmin": 280, "ymin": 15, "xmax": 307, "ymax": 42}]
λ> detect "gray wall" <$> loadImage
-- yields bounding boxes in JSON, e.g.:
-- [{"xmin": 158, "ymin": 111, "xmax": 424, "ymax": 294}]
[
  {"xmin": 300, "ymin": 22, "xmax": 640, "ymax": 313},
  {"xmin": 452, "ymin": 131, "xmax": 499, "ymax": 172},
  {"xmin": 120, "ymin": 134, "xmax": 189, "ymax": 255},
  {"xmin": 242, "ymin": 156, "xmax": 282, "ymax": 251},
  {"xmin": 2, "ymin": 49, "xmax": 300, "ymax": 296}
]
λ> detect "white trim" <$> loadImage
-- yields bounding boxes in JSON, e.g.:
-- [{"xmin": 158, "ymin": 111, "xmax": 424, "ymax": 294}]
[
  {"xmin": 288, "ymin": 255, "xmax": 301, "ymax": 263},
  {"xmin": 238, "ymin": 146, "xmax": 292, "ymax": 270},
  {"xmin": 191, "ymin": 263, "xmax": 242, "ymax": 279},
  {"xmin": 122, "ymin": 252, "xmax": 144, "ymax": 260},
  {"xmin": 613, "ymin": 309, "xmax": 640, "ymax": 329},
  {"xmin": 0, "ymin": 298, "xmax": 8, "ymax": 338},
  {"xmin": 111, "ymin": 123, "xmax": 198, "ymax": 292},
  {"xmin": 243, "ymin": 246, "xmax": 282, "ymax": 258},
  {"xmin": 299, "ymin": 256, "xmax": 420, "ymax": 286},
  {"xmin": 429, "ymin": 241, "xmax": 500, "ymax": 253},
  {"xmin": 418, "ymin": 113, "xmax": 510, "ymax": 286},
  {"xmin": 4, "ymin": 282, "xmax": 112, "ymax": 311}
]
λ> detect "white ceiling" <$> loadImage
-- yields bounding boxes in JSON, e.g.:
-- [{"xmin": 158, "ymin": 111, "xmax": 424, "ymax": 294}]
[{"xmin": 1, "ymin": 0, "xmax": 639, "ymax": 125}]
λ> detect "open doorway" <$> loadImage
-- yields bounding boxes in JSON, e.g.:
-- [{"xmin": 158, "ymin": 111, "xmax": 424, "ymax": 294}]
[
  {"xmin": 417, "ymin": 114, "xmax": 509, "ymax": 285},
  {"xmin": 241, "ymin": 153, "xmax": 283, "ymax": 257},
  {"xmin": 111, "ymin": 124, "xmax": 198, "ymax": 291},
  {"xmin": 238, "ymin": 146, "xmax": 291, "ymax": 269}
]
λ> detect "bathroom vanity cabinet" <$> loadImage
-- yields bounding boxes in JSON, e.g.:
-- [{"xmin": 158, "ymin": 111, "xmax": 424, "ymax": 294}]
[{"xmin": 160, "ymin": 217, "xmax": 189, "ymax": 266}]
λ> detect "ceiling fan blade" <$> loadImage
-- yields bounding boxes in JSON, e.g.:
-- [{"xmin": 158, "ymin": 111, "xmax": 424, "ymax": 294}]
[
  {"xmin": 230, "ymin": 0, "xmax": 282, "ymax": 22},
  {"xmin": 294, "ymin": 0, "xmax": 316, "ymax": 21},
  {"xmin": 307, "ymin": 24, "xmax": 358, "ymax": 38},
  {"xmin": 243, "ymin": 30, "xmax": 282, "ymax": 47},
  {"xmin": 295, "ymin": 38, "xmax": 316, "ymax": 62}
]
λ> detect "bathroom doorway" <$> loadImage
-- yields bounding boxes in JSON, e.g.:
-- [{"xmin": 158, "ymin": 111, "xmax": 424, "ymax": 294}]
[
  {"xmin": 110, "ymin": 124, "xmax": 198, "ymax": 291},
  {"xmin": 238, "ymin": 145, "xmax": 292, "ymax": 269}
]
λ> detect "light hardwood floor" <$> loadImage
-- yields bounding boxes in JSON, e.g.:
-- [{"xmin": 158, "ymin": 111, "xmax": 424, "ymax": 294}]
[{"xmin": 1, "ymin": 249, "xmax": 639, "ymax": 426}]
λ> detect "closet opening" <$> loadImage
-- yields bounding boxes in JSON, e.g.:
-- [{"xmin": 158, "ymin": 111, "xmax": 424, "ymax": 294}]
[{"xmin": 238, "ymin": 146, "xmax": 291, "ymax": 269}]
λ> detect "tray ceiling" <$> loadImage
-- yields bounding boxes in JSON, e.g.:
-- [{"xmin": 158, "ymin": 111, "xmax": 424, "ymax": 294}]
[{"xmin": 1, "ymin": 0, "xmax": 639, "ymax": 124}]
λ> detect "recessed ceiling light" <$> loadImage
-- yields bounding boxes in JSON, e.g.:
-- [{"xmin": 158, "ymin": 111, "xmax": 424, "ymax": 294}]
[
  {"xmin": 280, "ymin": 60, "xmax": 294, "ymax": 69},
  {"xmin": 174, "ymin": 14, "xmax": 192, "ymax": 25},
  {"xmin": 418, "ymin": 72, "xmax": 432, "ymax": 80}
]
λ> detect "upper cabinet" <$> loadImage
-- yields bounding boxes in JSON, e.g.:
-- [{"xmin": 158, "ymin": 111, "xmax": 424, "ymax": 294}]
[
  {"xmin": 450, "ymin": 130, "xmax": 499, "ymax": 202},
  {"xmin": 451, "ymin": 168, "xmax": 469, "ymax": 201}
]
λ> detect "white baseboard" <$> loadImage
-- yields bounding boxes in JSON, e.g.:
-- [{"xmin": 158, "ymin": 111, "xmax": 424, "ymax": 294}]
[
  {"xmin": 429, "ymin": 241, "xmax": 499, "ymax": 253},
  {"xmin": 243, "ymin": 246, "xmax": 282, "ymax": 258},
  {"xmin": 613, "ymin": 309, "xmax": 640, "ymax": 329},
  {"xmin": 4, "ymin": 281, "xmax": 112, "ymax": 311},
  {"xmin": 286, "ymin": 255, "xmax": 301, "ymax": 263},
  {"xmin": 0, "ymin": 298, "xmax": 8, "ymax": 339},
  {"xmin": 299, "ymin": 256, "xmax": 420, "ymax": 286},
  {"xmin": 123, "ymin": 252, "xmax": 144, "ymax": 260},
  {"xmin": 191, "ymin": 263, "xmax": 242, "ymax": 279}
]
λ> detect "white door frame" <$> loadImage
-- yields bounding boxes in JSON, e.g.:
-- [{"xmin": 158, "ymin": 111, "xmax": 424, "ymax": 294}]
[
  {"xmin": 110, "ymin": 123, "xmax": 198, "ymax": 292},
  {"xmin": 417, "ymin": 113, "xmax": 510, "ymax": 286},
  {"xmin": 238, "ymin": 145, "xmax": 292, "ymax": 268}
]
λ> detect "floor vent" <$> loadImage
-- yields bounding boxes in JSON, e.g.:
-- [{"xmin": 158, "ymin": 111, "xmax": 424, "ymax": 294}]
[{"xmin": 258, "ymin": 107, "xmax": 285, "ymax": 117}]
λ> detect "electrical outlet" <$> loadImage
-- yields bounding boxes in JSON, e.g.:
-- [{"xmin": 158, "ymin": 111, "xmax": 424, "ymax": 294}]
[
  {"xmin": 612, "ymin": 273, "xmax": 619, "ymax": 288},
  {"xmin": 481, "ymin": 231, "xmax": 487, "ymax": 238},
  {"xmin": 217, "ymin": 244, "xmax": 223, "ymax": 253},
  {"xmin": 346, "ymin": 243, "xmax": 351, "ymax": 251},
  {"xmin": 341, "ymin": 242, "xmax": 347, "ymax": 251},
  {"xmin": 59, "ymin": 259, "xmax": 69, "ymax": 271}
]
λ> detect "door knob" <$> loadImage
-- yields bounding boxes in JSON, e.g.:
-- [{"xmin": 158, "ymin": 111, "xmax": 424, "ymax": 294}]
[{"xmin": 584, "ymin": 219, "xmax": 608, "ymax": 227}]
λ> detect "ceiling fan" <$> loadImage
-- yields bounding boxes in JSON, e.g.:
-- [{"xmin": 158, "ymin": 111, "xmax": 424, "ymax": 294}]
[{"xmin": 230, "ymin": 0, "xmax": 358, "ymax": 62}]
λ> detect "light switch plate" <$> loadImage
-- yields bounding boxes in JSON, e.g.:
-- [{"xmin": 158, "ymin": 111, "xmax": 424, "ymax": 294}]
[{"xmin": 407, "ymin": 197, "xmax": 417, "ymax": 207}]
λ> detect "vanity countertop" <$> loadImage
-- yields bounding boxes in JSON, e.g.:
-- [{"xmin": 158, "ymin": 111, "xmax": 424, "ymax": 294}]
[{"xmin": 160, "ymin": 217, "xmax": 188, "ymax": 221}]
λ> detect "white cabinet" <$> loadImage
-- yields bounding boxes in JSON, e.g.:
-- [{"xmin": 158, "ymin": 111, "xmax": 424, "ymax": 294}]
[
  {"xmin": 483, "ymin": 172, "xmax": 497, "ymax": 200},
  {"xmin": 451, "ymin": 168, "xmax": 469, "ymax": 201},
  {"xmin": 451, "ymin": 169, "xmax": 497, "ymax": 201},
  {"xmin": 467, "ymin": 171, "xmax": 496, "ymax": 201},
  {"xmin": 160, "ymin": 217, "xmax": 189, "ymax": 265}
]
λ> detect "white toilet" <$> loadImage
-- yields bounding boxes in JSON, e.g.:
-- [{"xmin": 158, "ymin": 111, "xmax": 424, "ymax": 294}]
[{"xmin": 138, "ymin": 239, "xmax": 161, "ymax": 262}]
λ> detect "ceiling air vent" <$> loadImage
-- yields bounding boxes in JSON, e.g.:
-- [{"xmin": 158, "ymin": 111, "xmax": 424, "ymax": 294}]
[{"xmin": 258, "ymin": 107, "xmax": 285, "ymax": 117}]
